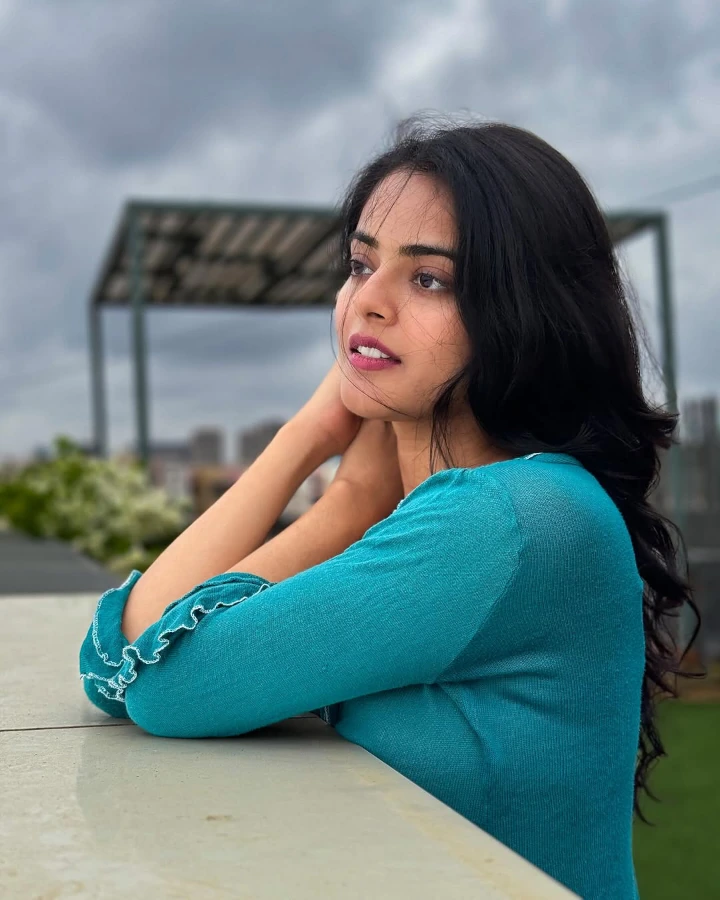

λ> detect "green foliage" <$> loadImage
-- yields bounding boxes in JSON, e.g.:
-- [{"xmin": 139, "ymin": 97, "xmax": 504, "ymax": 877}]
[{"xmin": 0, "ymin": 436, "xmax": 190, "ymax": 575}]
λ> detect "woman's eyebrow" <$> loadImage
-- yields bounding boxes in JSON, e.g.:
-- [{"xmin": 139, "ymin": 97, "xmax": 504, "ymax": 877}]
[{"xmin": 349, "ymin": 229, "xmax": 456, "ymax": 262}]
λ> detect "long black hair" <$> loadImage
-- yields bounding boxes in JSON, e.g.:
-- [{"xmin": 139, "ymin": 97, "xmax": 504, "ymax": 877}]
[{"xmin": 334, "ymin": 114, "xmax": 703, "ymax": 823}]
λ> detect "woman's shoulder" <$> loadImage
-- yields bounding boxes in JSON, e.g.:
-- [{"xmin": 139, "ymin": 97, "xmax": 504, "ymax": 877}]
[
  {"xmin": 391, "ymin": 461, "xmax": 519, "ymax": 519},
  {"xmin": 393, "ymin": 452, "xmax": 626, "ymax": 546},
  {"xmin": 393, "ymin": 452, "xmax": 583, "ymax": 515},
  {"xmin": 474, "ymin": 453, "xmax": 640, "ymax": 579},
  {"xmin": 376, "ymin": 464, "xmax": 524, "ymax": 559}
]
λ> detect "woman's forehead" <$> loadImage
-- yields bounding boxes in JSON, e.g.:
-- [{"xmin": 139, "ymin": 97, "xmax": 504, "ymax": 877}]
[{"xmin": 358, "ymin": 171, "xmax": 457, "ymax": 244}]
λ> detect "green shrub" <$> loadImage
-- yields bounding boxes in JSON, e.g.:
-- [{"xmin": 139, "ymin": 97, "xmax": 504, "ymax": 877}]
[{"xmin": 0, "ymin": 436, "xmax": 190, "ymax": 575}]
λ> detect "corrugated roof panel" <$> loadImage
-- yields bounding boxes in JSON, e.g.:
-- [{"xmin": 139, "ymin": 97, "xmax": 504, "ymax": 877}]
[
  {"xmin": 92, "ymin": 203, "xmax": 656, "ymax": 311},
  {"xmin": 144, "ymin": 239, "xmax": 178, "ymax": 271},
  {"xmin": 239, "ymin": 266, "xmax": 270, "ymax": 299},
  {"xmin": 198, "ymin": 215, "xmax": 237, "ymax": 256},
  {"xmin": 224, "ymin": 216, "xmax": 263, "ymax": 257},
  {"xmin": 302, "ymin": 235, "xmax": 341, "ymax": 274},
  {"xmin": 264, "ymin": 277, "xmax": 305, "ymax": 303},
  {"xmin": 283, "ymin": 219, "xmax": 338, "ymax": 272},
  {"xmin": 240, "ymin": 262, "xmax": 268, "ymax": 292},
  {"xmin": 106, "ymin": 273, "xmax": 127, "ymax": 301},
  {"xmin": 200, "ymin": 262, "xmax": 221, "ymax": 290},
  {"xmin": 138, "ymin": 212, "xmax": 154, "ymax": 233},
  {"xmin": 189, "ymin": 213, "xmax": 217, "ymax": 239},
  {"xmin": 156, "ymin": 212, "xmax": 186, "ymax": 235},
  {"xmin": 248, "ymin": 216, "xmax": 290, "ymax": 256},
  {"xmin": 151, "ymin": 277, "xmax": 174, "ymax": 304},
  {"xmin": 207, "ymin": 260, "xmax": 250, "ymax": 290},
  {"xmin": 216, "ymin": 261, "xmax": 251, "ymax": 289},
  {"xmin": 183, "ymin": 261, "xmax": 210, "ymax": 290},
  {"xmin": 271, "ymin": 216, "xmax": 318, "ymax": 260},
  {"xmin": 293, "ymin": 276, "xmax": 335, "ymax": 303}
]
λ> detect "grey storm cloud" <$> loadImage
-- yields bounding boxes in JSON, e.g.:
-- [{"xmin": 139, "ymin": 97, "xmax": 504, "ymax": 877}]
[
  {"xmin": 1, "ymin": 0, "xmax": 719, "ymax": 457},
  {"xmin": 0, "ymin": 0, "xmax": 423, "ymax": 165},
  {"xmin": 117, "ymin": 309, "xmax": 338, "ymax": 368},
  {"xmin": 478, "ymin": 0, "xmax": 717, "ymax": 106}
]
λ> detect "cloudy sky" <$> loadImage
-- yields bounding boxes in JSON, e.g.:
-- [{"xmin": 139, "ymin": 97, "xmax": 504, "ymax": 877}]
[{"xmin": 2, "ymin": 0, "xmax": 718, "ymax": 461}]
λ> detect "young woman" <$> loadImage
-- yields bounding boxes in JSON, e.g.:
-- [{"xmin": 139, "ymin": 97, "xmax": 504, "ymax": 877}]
[{"xmin": 80, "ymin": 118, "xmax": 700, "ymax": 899}]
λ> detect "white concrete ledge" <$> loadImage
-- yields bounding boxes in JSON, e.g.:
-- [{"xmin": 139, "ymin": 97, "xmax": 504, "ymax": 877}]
[{"xmin": 1, "ymin": 593, "xmax": 576, "ymax": 898}]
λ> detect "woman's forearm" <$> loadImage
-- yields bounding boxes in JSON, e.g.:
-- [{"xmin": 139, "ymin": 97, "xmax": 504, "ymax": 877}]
[
  {"xmin": 121, "ymin": 420, "xmax": 327, "ymax": 642},
  {"xmin": 224, "ymin": 478, "xmax": 387, "ymax": 584}
]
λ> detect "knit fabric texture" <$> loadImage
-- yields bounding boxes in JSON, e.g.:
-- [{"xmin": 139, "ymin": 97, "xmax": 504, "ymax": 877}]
[{"xmin": 79, "ymin": 451, "xmax": 645, "ymax": 899}]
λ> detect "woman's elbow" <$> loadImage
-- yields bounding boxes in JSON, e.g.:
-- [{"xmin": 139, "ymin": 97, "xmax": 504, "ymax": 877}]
[
  {"xmin": 83, "ymin": 676, "xmax": 130, "ymax": 720},
  {"xmin": 124, "ymin": 668, "xmax": 254, "ymax": 738},
  {"xmin": 124, "ymin": 673, "xmax": 209, "ymax": 738}
]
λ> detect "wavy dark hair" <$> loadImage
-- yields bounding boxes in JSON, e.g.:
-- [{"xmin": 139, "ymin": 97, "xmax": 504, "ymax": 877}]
[{"xmin": 333, "ymin": 114, "xmax": 703, "ymax": 823}]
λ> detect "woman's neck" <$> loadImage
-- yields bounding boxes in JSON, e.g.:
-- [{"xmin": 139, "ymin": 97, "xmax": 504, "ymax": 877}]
[{"xmin": 392, "ymin": 413, "xmax": 518, "ymax": 498}]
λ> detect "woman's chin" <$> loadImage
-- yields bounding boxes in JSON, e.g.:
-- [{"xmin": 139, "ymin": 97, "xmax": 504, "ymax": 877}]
[
  {"xmin": 348, "ymin": 399, "xmax": 386, "ymax": 419},
  {"xmin": 340, "ymin": 382, "xmax": 386, "ymax": 418}
]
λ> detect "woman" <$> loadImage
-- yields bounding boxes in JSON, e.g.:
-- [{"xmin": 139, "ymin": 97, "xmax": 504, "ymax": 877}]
[{"xmin": 80, "ymin": 117, "xmax": 700, "ymax": 899}]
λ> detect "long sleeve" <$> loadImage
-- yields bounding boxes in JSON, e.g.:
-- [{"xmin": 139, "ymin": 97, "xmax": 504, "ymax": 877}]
[{"xmin": 79, "ymin": 467, "xmax": 521, "ymax": 738}]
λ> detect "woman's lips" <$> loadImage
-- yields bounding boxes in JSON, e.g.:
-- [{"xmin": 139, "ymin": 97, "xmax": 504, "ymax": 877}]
[
  {"xmin": 348, "ymin": 332, "xmax": 399, "ymax": 360},
  {"xmin": 349, "ymin": 351, "xmax": 402, "ymax": 371}
]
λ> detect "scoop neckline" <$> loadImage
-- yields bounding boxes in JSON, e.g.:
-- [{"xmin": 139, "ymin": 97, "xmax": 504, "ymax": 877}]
[
  {"xmin": 395, "ymin": 452, "xmax": 581, "ymax": 510},
  {"xmin": 512, "ymin": 451, "xmax": 581, "ymax": 467},
  {"xmin": 450, "ymin": 451, "xmax": 581, "ymax": 473}
]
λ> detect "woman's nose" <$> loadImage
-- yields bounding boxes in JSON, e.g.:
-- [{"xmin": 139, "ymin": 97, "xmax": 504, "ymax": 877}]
[{"xmin": 350, "ymin": 268, "xmax": 397, "ymax": 319}]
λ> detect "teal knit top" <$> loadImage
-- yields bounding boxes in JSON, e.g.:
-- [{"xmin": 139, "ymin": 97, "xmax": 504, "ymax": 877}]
[{"xmin": 80, "ymin": 452, "xmax": 645, "ymax": 899}]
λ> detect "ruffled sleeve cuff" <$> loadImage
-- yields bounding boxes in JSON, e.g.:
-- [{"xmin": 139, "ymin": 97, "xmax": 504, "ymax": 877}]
[{"xmin": 79, "ymin": 569, "xmax": 273, "ymax": 712}]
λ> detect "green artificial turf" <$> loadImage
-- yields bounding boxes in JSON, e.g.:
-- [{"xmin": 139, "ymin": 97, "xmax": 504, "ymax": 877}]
[{"xmin": 633, "ymin": 701, "xmax": 720, "ymax": 899}]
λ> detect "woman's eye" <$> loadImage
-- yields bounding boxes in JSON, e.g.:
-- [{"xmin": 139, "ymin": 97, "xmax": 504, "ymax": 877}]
[
  {"xmin": 348, "ymin": 258, "xmax": 370, "ymax": 276},
  {"xmin": 348, "ymin": 258, "xmax": 449, "ymax": 292},
  {"xmin": 415, "ymin": 272, "xmax": 448, "ymax": 291}
]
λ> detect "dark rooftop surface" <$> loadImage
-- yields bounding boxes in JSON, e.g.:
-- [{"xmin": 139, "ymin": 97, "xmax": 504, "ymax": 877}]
[{"xmin": 0, "ymin": 530, "xmax": 119, "ymax": 595}]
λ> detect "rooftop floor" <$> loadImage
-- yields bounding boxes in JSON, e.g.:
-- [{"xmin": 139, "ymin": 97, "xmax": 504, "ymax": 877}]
[{"xmin": 0, "ymin": 529, "xmax": 118, "ymax": 595}]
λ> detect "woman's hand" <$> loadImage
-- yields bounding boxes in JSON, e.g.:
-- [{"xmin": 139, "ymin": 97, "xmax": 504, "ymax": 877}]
[
  {"xmin": 291, "ymin": 359, "xmax": 362, "ymax": 460},
  {"xmin": 333, "ymin": 419, "xmax": 405, "ymax": 522}
]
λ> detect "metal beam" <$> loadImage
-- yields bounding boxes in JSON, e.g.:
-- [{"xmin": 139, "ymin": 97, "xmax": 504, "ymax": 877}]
[
  {"xmin": 655, "ymin": 214, "xmax": 678, "ymax": 416},
  {"xmin": 653, "ymin": 214, "xmax": 693, "ymax": 651},
  {"xmin": 129, "ymin": 210, "xmax": 150, "ymax": 466},
  {"xmin": 126, "ymin": 198, "xmax": 336, "ymax": 219},
  {"xmin": 88, "ymin": 303, "xmax": 107, "ymax": 458}
]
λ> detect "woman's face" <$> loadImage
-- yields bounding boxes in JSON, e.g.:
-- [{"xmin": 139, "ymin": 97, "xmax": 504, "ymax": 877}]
[{"xmin": 335, "ymin": 170, "xmax": 470, "ymax": 422}]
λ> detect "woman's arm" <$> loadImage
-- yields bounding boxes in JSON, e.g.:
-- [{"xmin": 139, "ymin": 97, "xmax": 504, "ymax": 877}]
[
  {"xmin": 121, "ymin": 418, "xmax": 326, "ymax": 643},
  {"xmin": 119, "ymin": 362, "xmax": 386, "ymax": 643},
  {"xmin": 224, "ymin": 479, "xmax": 385, "ymax": 585},
  {"xmin": 80, "ymin": 467, "xmax": 521, "ymax": 736},
  {"xmin": 225, "ymin": 420, "xmax": 405, "ymax": 585}
]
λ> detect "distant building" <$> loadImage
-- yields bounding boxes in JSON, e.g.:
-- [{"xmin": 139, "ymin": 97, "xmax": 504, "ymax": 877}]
[
  {"xmin": 280, "ymin": 458, "xmax": 341, "ymax": 522},
  {"xmin": 191, "ymin": 464, "xmax": 246, "ymax": 516},
  {"xmin": 190, "ymin": 428, "xmax": 224, "ymax": 465},
  {"xmin": 33, "ymin": 440, "xmax": 97, "ymax": 460},
  {"xmin": 149, "ymin": 460, "xmax": 193, "ymax": 504},
  {"xmin": 682, "ymin": 396, "xmax": 718, "ymax": 445},
  {"xmin": 74, "ymin": 441, "xmax": 98, "ymax": 457},
  {"xmin": 238, "ymin": 420, "xmax": 286, "ymax": 465},
  {"xmin": 149, "ymin": 440, "xmax": 192, "ymax": 465}
]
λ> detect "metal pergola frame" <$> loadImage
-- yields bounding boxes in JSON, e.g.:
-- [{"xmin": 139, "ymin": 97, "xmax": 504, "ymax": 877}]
[
  {"xmin": 88, "ymin": 201, "xmax": 679, "ymax": 469},
  {"xmin": 89, "ymin": 199, "xmax": 344, "ymax": 464}
]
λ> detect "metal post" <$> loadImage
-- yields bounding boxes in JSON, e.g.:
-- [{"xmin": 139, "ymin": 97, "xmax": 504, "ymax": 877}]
[
  {"xmin": 88, "ymin": 302, "xmax": 108, "ymax": 458},
  {"xmin": 129, "ymin": 208, "xmax": 150, "ymax": 466},
  {"xmin": 655, "ymin": 214, "xmax": 678, "ymax": 416},
  {"xmin": 654, "ymin": 214, "xmax": 692, "ymax": 651}
]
